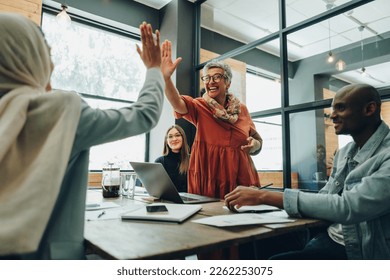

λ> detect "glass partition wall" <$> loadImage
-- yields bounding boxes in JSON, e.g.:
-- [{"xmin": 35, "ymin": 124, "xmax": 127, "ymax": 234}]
[{"xmin": 196, "ymin": 0, "xmax": 390, "ymax": 189}]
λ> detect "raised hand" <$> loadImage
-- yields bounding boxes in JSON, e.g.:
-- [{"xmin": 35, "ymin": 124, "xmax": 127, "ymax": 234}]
[
  {"xmin": 161, "ymin": 40, "xmax": 182, "ymax": 81},
  {"xmin": 136, "ymin": 22, "xmax": 161, "ymax": 69}
]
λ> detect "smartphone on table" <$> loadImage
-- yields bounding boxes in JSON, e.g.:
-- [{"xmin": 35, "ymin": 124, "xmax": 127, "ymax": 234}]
[{"xmin": 146, "ymin": 205, "xmax": 168, "ymax": 213}]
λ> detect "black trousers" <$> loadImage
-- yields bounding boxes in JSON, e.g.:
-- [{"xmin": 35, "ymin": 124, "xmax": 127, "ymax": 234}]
[
  {"xmin": 269, "ymin": 231, "xmax": 347, "ymax": 260},
  {"xmin": 239, "ymin": 229, "xmax": 310, "ymax": 260}
]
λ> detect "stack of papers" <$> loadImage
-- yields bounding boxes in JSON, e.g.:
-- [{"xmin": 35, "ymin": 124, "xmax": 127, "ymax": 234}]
[{"xmin": 192, "ymin": 212, "xmax": 295, "ymax": 227}]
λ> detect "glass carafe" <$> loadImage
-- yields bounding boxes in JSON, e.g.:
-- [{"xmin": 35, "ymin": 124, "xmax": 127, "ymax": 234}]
[{"xmin": 101, "ymin": 163, "xmax": 121, "ymax": 198}]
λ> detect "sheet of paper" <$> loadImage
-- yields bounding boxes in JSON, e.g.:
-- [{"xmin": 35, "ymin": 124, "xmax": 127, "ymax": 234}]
[
  {"xmin": 85, "ymin": 202, "xmax": 120, "ymax": 211},
  {"xmin": 192, "ymin": 213, "xmax": 295, "ymax": 227},
  {"xmin": 222, "ymin": 204, "xmax": 281, "ymax": 213},
  {"xmin": 85, "ymin": 204, "xmax": 143, "ymax": 221},
  {"xmin": 261, "ymin": 210, "xmax": 290, "ymax": 218}
]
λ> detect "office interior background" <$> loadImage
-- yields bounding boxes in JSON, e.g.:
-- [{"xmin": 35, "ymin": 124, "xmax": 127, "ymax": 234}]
[{"xmin": 2, "ymin": 0, "xmax": 390, "ymax": 190}]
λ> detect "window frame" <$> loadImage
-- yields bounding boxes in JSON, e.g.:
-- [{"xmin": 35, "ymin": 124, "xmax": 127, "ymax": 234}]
[{"xmin": 41, "ymin": 6, "xmax": 149, "ymax": 171}]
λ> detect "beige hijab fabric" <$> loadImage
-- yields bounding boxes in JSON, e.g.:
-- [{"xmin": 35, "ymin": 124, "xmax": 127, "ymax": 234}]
[{"xmin": 0, "ymin": 13, "xmax": 81, "ymax": 255}]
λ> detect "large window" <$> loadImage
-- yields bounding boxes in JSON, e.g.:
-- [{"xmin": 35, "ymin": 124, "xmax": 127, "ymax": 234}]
[
  {"xmin": 246, "ymin": 71, "xmax": 282, "ymax": 172},
  {"xmin": 42, "ymin": 13, "xmax": 146, "ymax": 170},
  {"xmin": 251, "ymin": 116, "xmax": 283, "ymax": 171},
  {"xmin": 246, "ymin": 71, "xmax": 281, "ymax": 112}
]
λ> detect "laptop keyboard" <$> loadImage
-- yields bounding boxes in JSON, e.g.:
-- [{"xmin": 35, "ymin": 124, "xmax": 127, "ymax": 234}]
[{"xmin": 180, "ymin": 195, "xmax": 199, "ymax": 201}]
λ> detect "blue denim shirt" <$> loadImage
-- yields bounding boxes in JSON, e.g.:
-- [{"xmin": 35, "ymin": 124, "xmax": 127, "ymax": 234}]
[{"xmin": 284, "ymin": 121, "xmax": 390, "ymax": 259}]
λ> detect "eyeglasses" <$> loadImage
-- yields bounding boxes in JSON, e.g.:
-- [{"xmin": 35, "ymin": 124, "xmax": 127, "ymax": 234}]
[
  {"xmin": 167, "ymin": 133, "xmax": 182, "ymax": 140},
  {"xmin": 201, "ymin": 73, "xmax": 226, "ymax": 83}
]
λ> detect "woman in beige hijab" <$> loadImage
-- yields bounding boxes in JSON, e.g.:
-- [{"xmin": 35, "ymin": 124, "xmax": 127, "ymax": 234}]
[{"xmin": 0, "ymin": 13, "xmax": 164, "ymax": 259}]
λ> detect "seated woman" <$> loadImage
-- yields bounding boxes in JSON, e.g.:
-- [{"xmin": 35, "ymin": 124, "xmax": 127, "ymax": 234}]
[{"xmin": 155, "ymin": 125, "xmax": 190, "ymax": 192}]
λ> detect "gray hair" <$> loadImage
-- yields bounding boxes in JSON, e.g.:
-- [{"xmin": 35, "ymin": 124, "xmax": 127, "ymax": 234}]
[{"xmin": 202, "ymin": 60, "xmax": 232, "ymax": 84}]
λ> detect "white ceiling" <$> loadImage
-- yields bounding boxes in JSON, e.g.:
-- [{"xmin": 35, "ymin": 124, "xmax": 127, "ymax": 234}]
[{"xmin": 136, "ymin": 0, "xmax": 390, "ymax": 87}]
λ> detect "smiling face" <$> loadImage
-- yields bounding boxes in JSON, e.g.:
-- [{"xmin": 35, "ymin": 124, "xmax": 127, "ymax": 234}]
[
  {"xmin": 203, "ymin": 67, "xmax": 231, "ymax": 105},
  {"xmin": 166, "ymin": 127, "xmax": 183, "ymax": 153},
  {"xmin": 330, "ymin": 84, "xmax": 382, "ymax": 147},
  {"xmin": 330, "ymin": 88, "xmax": 367, "ymax": 137}
]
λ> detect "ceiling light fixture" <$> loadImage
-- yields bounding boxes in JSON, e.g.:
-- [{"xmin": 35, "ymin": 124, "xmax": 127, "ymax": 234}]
[
  {"xmin": 323, "ymin": 0, "xmax": 336, "ymax": 11},
  {"xmin": 359, "ymin": 25, "xmax": 368, "ymax": 77},
  {"xmin": 329, "ymin": 1, "xmax": 345, "ymax": 71},
  {"xmin": 327, "ymin": 19, "xmax": 334, "ymax": 63},
  {"xmin": 56, "ymin": 4, "xmax": 71, "ymax": 26},
  {"xmin": 324, "ymin": 1, "xmax": 335, "ymax": 63},
  {"xmin": 335, "ymin": 59, "xmax": 346, "ymax": 71}
]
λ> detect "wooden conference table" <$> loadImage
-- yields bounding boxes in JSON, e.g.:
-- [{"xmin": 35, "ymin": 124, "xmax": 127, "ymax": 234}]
[{"xmin": 84, "ymin": 188, "xmax": 326, "ymax": 260}]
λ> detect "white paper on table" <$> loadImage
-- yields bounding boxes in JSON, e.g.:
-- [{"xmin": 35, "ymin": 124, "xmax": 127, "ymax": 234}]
[
  {"xmin": 85, "ymin": 202, "xmax": 120, "ymax": 211},
  {"xmin": 222, "ymin": 204, "xmax": 281, "ymax": 213},
  {"xmin": 192, "ymin": 213, "xmax": 295, "ymax": 227},
  {"xmin": 261, "ymin": 210, "xmax": 290, "ymax": 218},
  {"xmin": 85, "ymin": 204, "xmax": 144, "ymax": 221}
]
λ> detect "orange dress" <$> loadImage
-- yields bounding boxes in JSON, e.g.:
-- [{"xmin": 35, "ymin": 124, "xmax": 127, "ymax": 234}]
[{"xmin": 175, "ymin": 96, "xmax": 260, "ymax": 199}]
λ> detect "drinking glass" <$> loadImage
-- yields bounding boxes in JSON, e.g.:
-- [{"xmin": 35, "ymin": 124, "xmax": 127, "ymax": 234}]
[{"xmin": 122, "ymin": 173, "xmax": 136, "ymax": 199}]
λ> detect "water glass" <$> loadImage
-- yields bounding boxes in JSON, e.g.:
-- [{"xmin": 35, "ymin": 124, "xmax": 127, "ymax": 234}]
[{"xmin": 121, "ymin": 173, "xmax": 136, "ymax": 199}]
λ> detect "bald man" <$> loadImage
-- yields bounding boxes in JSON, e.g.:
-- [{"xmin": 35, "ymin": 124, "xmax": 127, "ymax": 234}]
[{"xmin": 225, "ymin": 84, "xmax": 390, "ymax": 259}]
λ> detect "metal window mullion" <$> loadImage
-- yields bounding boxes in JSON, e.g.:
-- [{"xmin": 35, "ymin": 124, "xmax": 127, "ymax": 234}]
[{"xmin": 279, "ymin": 0, "xmax": 292, "ymax": 189}]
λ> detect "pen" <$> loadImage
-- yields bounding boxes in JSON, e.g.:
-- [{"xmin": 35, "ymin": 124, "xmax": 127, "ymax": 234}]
[
  {"xmin": 97, "ymin": 211, "xmax": 105, "ymax": 218},
  {"xmin": 256, "ymin": 183, "xmax": 273, "ymax": 190}
]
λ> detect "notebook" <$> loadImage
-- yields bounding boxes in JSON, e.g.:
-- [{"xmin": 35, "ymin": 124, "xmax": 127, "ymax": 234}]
[
  {"xmin": 121, "ymin": 203, "xmax": 202, "ymax": 223},
  {"xmin": 129, "ymin": 161, "xmax": 220, "ymax": 204}
]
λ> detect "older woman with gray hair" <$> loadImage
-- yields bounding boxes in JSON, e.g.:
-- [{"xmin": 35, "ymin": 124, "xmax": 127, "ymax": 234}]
[{"xmin": 161, "ymin": 40, "xmax": 263, "ymax": 200}]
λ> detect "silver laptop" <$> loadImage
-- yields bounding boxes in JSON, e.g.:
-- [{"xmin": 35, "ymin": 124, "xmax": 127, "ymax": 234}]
[{"xmin": 130, "ymin": 161, "xmax": 220, "ymax": 204}]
